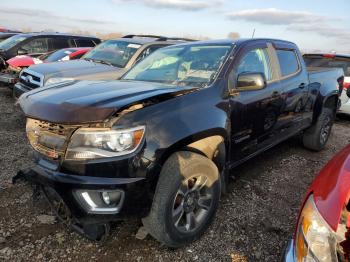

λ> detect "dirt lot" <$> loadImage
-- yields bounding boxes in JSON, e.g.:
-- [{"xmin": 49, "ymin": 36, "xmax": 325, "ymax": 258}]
[{"xmin": 0, "ymin": 85, "xmax": 349, "ymax": 262}]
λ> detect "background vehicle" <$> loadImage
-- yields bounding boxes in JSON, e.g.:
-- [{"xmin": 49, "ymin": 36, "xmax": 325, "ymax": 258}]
[
  {"xmin": 304, "ymin": 53, "xmax": 350, "ymax": 114},
  {"xmin": 16, "ymin": 39, "xmax": 343, "ymax": 247},
  {"xmin": 13, "ymin": 35, "xmax": 195, "ymax": 97},
  {"xmin": 0, "ymin": 32, "xmax": 19, "ymax": 43},
  {"xmin": 0, "ymin": 47, "xmax": 91, "ymax": 84},
  {"xmin": 282, "ymin": 144, "xmax": 350, "ymax": 261},
  {"xmin": 0, "ymin": 32, "xmax": 100, "ymax": 71}
]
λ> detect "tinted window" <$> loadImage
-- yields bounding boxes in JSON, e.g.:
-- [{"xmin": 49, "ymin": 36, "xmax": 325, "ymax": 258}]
[
  {"xmin": 277, "ymin": 50, "xmax": 299, "ymax": 77},
  {"xmin": 123, "ymin": 44, "xmax": 232, "ymax": 88},
  {"xmin": 237, "ymin": 48, "xmax": 272, "ymax": 81},
  {"xmin": 44, "ymin": 49, "xmax": 76, "ymax": 62},
  {"xmin": 21, "ymin": 38, "xmax": 48, "ymax": 54},
  {"xmin": 304, "ymin": 56, "xmax": 350, "ymax": 76},
  {"xmin": 0, "ymin": 34, "xmax": 30, "ymax": 50},
  {"xmin": 50, "ymin": 38, "xmax": 70, "ymax": 49},
  {"xmin": 75, "ymin": 39, "xmax": 95, "ymax": 47}
]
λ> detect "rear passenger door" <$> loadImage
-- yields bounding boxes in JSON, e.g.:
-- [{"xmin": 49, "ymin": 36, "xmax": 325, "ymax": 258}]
[
  {"xmin": 274, "ymin": 46, "xmax": 310, "ymax": 133},
  {"xmin": 19, "ymin": 38, "xmax": 49, "ymax": 57}
]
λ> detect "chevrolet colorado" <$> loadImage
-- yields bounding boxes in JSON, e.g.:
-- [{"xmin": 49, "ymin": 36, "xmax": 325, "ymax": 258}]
[{"xmin": 16, "ymin": 39, "xmax": 344, "ymax": 247}]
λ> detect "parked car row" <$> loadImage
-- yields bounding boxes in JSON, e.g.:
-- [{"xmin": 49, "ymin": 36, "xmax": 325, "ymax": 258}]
[
  {"xmin": 13, "ymin": 35, "xmax": 195, "ymax": 97},
  {"xmin": 0, "ymin": 32, "xmax": 348, "ymax": 259},
  {"xmin": 0, "ymin": 32, "xmax": 100, "ymax": 78}
]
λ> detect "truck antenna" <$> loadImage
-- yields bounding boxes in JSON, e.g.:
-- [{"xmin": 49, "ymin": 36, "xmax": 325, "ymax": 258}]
[{"xmin": 252, "ymin": 28, "xmax": 256, "ymax": 38}]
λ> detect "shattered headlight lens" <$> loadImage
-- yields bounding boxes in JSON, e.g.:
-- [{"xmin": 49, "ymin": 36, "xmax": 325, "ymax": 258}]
[
  {"xmin": 66, "ymin": 126, "xmax": 145, "ymax": 160},
  {"xmin": 295, "ymin": 195, "xmax": 337, "ymax": 261}
]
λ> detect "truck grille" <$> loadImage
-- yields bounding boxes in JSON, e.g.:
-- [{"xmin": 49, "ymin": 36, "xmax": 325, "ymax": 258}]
[
  {"xmin": 26, "ymin": 118, "xmax": 80, "ymax": 159},
  {"xmin": 19, "ymin": 69, "xmax": 43, "ymax": 89}
]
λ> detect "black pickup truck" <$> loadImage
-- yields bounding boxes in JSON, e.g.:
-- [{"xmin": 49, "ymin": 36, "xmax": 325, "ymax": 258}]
[{"xmin": 16, "ymin": 39, "xmax": 344, "ymax": 247}]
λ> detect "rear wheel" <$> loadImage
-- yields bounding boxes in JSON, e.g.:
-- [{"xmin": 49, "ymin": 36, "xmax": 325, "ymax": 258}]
[
  {"xmin": 303, "ymin": 107, "xmax": 334, "ymax": 151},
  {"xmin": 142, "ymin": 151, "xmax": 220, "ymax": 247}
]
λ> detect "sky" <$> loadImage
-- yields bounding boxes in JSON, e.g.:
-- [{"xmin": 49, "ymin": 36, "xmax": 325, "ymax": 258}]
[{"xmin": 0, "ymin": 0, "xmax": 349, "ymax": 52}]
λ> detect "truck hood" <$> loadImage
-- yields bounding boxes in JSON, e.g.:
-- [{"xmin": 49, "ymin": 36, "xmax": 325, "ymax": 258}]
[
  {"xmin": 27, "ymin": 59, "xmax": 121, "ymax": 78},
  {"xmin": 19, "ymin": 80, "xmax": 196, "ymax": 124}
]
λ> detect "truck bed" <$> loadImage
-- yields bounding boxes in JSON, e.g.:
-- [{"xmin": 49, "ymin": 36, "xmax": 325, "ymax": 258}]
[{"xmin": 307, "ymin": 66, "xmax": 344, "ymax": 92}]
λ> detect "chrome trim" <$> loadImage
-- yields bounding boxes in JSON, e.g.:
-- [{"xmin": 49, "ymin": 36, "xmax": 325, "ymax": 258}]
[{"xmin": 75, "ymin": 190, "xmax": 125, "ymax": 214}]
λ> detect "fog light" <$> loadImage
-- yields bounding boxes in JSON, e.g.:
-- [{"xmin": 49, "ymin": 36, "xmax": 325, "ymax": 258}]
[
  {"xmin": 74, "ymin": 189, "xmax": 125, "ymax": 214},
  {"xmin": 102, "ymin": 192, "xmax": 111, "ymax": 205},
  {"xmin": 102, "ymin": 191, "xmax": 122, "ymax": 205}
]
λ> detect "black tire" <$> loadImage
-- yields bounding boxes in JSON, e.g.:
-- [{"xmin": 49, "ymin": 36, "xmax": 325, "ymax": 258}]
[
  {"xmin": 142, "ymin": 151, "xmax": 221, "ymax": 247},
  {"xmin": 303, "ymin": 107, "xmax": 334, "ymax": 151}
]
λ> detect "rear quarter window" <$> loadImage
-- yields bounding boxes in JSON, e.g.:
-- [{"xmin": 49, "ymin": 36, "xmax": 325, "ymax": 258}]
[
  {"xmin": 75, "ymin": 39, "xmax": 96, "ymax": 47},
  {"xmin": 277, "ymin": 49, "xmax": 300, "ymax": 77}
]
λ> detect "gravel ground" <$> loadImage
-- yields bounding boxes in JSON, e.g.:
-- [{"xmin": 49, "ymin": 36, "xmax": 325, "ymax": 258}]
[{"xmin": 0, "ymin": 85, "xmax": 350, "ymax": 262}]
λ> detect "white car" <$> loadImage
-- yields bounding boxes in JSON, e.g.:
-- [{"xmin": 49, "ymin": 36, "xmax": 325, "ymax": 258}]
[{"xmin": 303, "ymin": 53, "xmax": 350, "ymax": 114}]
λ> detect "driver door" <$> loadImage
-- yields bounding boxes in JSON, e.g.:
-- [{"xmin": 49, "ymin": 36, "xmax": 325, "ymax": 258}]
[{"xmin": 228, "ymin": 43, "xmax": 284, "ymax": 163}]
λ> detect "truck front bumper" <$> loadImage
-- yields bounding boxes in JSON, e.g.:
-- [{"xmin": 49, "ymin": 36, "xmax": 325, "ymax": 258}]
[
  {"xmin": 281, "ymin": 239, "xmax": 295, "ymax": 262},
  {"xmin": 14, "ymin": 165, "xmax": 147, "ymax": 240},
  {"xmin": 13, "ymin": 82, "xmax": 31, "ymax": 98}
]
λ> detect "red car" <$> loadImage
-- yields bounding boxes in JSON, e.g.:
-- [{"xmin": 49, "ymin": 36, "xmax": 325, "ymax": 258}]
[
  {"xmin": 283, "ymin": 145, "xmax": 350, "ymax": 261},
  {"xmin": 1, "ymin": 47, "xmax": 91, "ymax": 84}
]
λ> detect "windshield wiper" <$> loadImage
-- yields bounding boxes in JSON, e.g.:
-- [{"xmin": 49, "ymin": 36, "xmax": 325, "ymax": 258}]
[{"xmin": 90, "ymin": 59, "xmax": 115, "ymax": 67}]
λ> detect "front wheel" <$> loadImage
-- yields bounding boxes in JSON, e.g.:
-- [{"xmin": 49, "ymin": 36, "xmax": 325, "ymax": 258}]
[
  {"xmin": 303, "ymin": 107, "xmax": 335, "ymax": 151},
  {"xmin": 142, "ymin": 151, "xmax": 221, "ymax": 248}
]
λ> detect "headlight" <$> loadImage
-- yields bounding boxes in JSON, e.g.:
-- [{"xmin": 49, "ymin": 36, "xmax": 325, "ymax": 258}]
[
  {"xmin": 295, "ymin": 195, "xmax": 337, "ymax": 261},
  {"xmin": 45, "ymin": 77, "xmax": 74, "ymax": 86},
  {"xmin": 66, "ymin": 126, "xmax": 145, "ymax": 160}
]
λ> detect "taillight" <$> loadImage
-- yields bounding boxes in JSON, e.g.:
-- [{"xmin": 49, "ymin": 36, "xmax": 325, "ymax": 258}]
[
  {"xmin": 344, "ymin": 81, "xmax": 350, "ymax": 90},
  {"xmin": 323, "ymin": 54, "xmax": 336, "ymax": 58}
]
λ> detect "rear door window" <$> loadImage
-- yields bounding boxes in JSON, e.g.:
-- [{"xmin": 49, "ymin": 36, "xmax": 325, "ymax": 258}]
[
  {"xmin": 50, "ymin": 38, "xmax": 70, "ymax": 50},
  {"xmin": 20, "ymin": 38, "xmax": 49, "ymax": 54},
  {"xmin": 276, "ymin": 50, "xmax": 300, "ymax": 77}
]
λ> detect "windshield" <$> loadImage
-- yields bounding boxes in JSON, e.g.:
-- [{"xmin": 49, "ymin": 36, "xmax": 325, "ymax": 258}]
[
  {"xmin": 304, "ymin": 55, "xmax": 350, "ymax": 76},
  {"xmin": 123, "ymin": 44, "xmax": 232, "ymax": 88},
  {"xmin": 0, "ymin": 34, "xmax": 30, "ymax": 50},
  {"xmin": 82, "ymin": 40, "xmax": 141, "ymax": 68},
  {"xmin": 44, "ymin": 49, "xmax": 76, "ymax": 62}
]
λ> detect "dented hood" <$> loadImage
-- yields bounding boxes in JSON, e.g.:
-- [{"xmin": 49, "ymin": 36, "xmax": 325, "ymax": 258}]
[{"xmin": 19, "ymin": 80, "xmax": 195, "ymax": 124}]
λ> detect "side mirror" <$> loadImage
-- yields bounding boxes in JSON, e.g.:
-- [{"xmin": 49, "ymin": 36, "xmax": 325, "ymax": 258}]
[
  {"xmin": 236, "ymin": 72, "xmax": 266, "ymax": 91},
  {"xmin": 17, "ymin": 48, "xmax": 28, "ymax": 56}
]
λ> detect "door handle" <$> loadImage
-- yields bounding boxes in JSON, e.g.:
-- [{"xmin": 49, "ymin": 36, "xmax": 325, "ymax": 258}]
[{"xmin": 299, "ymin": 83, "xmax": 306, "ymax": 89}]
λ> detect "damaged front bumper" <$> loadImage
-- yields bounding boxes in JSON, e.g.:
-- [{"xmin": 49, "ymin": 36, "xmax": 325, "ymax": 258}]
[{"xmin": 13, "ymin": 165, "xmax": 146, "ymax": 240}]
